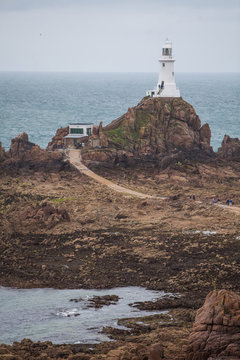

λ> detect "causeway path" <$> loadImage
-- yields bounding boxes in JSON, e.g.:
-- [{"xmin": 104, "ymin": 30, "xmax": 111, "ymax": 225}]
[
  {"xmin": 67, "ymin": 149, "xmax": 164, "ymax": 199},
  {"xmin": 67, "ymin": 149, "xmax": 240, "ymax": 215}
]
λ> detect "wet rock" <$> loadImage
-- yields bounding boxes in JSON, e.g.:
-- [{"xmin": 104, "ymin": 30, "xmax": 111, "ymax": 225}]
[
  {"xmin": 130, "ymin": 294, "xmax": 203, "ymax": 311},
  {"xmin": 115, "ymin": 213, "xmax": 128, "ymax": 219},
  {"xmin": 186, "ymin": 289, "xmax": 240, "ymax": 359},
  {"xmin": 101, "ymin": 326, "xmax": 131, "ymax": 339},
  {"xmin": 87, "ymin": 294, "xmax": 119, "ymax": 308}
]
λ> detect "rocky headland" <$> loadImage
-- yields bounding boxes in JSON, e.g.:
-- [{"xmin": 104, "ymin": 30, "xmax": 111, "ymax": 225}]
[
  {"xmin": 81, "ymin": 97, "xmax": 213, "ymax": 168},
  {"xmin": 0, "ymin": 96, "xmax": 240, "ymax": 359}
]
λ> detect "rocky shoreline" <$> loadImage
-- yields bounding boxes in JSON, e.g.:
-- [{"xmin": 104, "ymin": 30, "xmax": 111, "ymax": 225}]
[{"xmin": 0, "ymin": 95, "xmax": 240, "ymax": 359}]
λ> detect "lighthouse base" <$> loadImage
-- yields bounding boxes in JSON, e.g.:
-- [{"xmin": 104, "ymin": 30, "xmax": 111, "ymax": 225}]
[{"xmin": 146, "ymin": 83, "xmax": 180, "ymax": 98}]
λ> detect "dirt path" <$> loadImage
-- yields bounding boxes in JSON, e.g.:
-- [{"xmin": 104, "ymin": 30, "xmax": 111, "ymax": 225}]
[
  {"xmin": 67, "ymin": 149, "xmax": 165, "ymax": 199},
  {"xmin": 67, "ymin": 150, "xmax": 240, "ymax": 216},
  {"xmin": 215, "ymin": 203, "xmax": 240, "ymax": 215}
]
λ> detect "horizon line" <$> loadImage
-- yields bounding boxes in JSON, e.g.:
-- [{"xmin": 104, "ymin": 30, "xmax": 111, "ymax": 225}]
[{"xmin": 0, "ymin": 70, "xmax": 239, "ymax": 74}]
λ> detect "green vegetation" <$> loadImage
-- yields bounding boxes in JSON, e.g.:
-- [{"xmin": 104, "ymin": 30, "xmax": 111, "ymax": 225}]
[
  {"xmin": 104, "ymin": 109, "xmax": 151, "ymax": 148},
  {"xmin": 104, "ymin": 126, "xmax": 127, "ymax": 146},
  {"xmin": 49, "ymin": 197, "xmax": 78, "ymax": 204}
]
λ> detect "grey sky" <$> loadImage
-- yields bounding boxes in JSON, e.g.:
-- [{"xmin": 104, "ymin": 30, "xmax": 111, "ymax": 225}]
[{"xmin": 0, "ymin": 0, "xmax": 239, "ymax": 72}]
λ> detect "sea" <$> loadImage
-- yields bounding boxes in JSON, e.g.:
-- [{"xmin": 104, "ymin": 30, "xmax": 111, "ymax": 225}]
[
  {"xmin": 0, "ymin": 286, "xmax": 168, "ymax": 345},
  {"xmin": 0, "ymin": 72, "xmax": 239, "ymax": 151}
]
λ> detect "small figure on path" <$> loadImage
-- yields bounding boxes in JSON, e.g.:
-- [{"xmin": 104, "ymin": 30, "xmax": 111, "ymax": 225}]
[
  {"xmin": 193, "ymin": 194, "xmax": 196, "ymax": 201},
  {"xmin": 226, "ymin": 199, "xmax": 230, "ymax": 206},
  {"xmin": 230, "ymin": 199, "xmax": 233, "ymax": 206},
  {"xmin": 212, "ymin": 198, "xmax": 215, "ymax": 204}
]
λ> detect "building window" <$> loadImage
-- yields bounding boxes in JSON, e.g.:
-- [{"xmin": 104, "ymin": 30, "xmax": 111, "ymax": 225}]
[
  {"xmin": 162, "ymin": 48, "xmax": 172, "ymax": 57},
  {"xmin": 162, "ymin": 63, "xmax": 165, "ymax": 67},
  {"xmin": 70, "ymin": 128, "xmax": 84, "ymax": 134}
]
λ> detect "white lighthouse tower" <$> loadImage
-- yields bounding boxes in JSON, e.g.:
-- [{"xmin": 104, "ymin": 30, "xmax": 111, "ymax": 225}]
[{"xmin": 146, "ymin": 39, "xmax": 180, "ymax": 98}]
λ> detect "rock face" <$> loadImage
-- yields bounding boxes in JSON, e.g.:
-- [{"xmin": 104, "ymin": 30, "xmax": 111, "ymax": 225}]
[
  {"xmin": 88, "ymin": 121, "xmax": 109, "ymax": 148},
  {"xmin": 83, "ymin": 97, "xmax": 213, "ymax": 167},
  {"xmin": 0, "ymin": 141, "xmax": 6, "ymax": 162},
  {"xmin": 186, "ymin": 289, "xmax": 240, "ymax": 360},
  {"xmin": 218, "ymin": 135, "xmax": 240, "ymax": 161},
  {"xmin": 47, "ymin": 126, "xmax": 69, "ymax": 150},
  {"xmin": 0, "ymin": 132, "xmax": 70, "ymax": 174}
]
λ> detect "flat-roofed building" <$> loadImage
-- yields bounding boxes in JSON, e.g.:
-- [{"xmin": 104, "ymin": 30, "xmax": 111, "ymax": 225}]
[{"xmin": 64, "ymin": 123, "xmax": 93, "ymax": 148}]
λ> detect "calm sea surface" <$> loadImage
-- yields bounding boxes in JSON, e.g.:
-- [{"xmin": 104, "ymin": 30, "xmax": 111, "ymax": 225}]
[
  {"xmin": 0, "ymin": 286, "xmax": 167, "ymax": 345},
  {"xmin": 0, "ymin": 72, "xmax": 239, "ymax": 151}
]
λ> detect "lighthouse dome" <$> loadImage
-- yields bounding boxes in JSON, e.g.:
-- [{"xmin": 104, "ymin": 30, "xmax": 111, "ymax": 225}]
[
  {"xmin": 162, "ymin": 39, "xmax": 172, "ymax": 57},
  {"xmin": 162, "ymin": 39, "xmax": 172, "ymax": 48}
]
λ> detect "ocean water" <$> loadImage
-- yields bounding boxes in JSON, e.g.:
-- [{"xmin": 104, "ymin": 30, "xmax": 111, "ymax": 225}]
[
  {"xmin": 0, "ymin": 286, "xmax": 168, "ymax": 345},
  {"xmin": 0, "ymin": 72, "xmax": 239, "ymax": 151}
]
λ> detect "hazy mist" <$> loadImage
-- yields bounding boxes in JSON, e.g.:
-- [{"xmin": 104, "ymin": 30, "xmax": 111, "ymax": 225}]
[{"xmin": 0, "ymin": 0, "xmax": 239, "ymax": 72}]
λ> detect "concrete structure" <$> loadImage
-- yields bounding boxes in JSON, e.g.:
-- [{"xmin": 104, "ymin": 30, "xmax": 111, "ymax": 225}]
[
  {"xmin": 146, "ymin": 39, "xmax": 180, "ymax": 98},
  {"xmin": 64, "ymin": 123, "xmax": 93, "ymax": 148}
]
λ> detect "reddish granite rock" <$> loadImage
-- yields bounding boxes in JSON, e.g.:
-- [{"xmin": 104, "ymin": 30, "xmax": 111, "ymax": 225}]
[
  {"xmin": 0, "ymin": 133, "xmax": 70, "ymax": 174},
  {"xmin": 8, "ymin": 132, "xmax": 35, "ymax": 158},
  {"xmin": 88, "ymin": 121, "xmax": 109, "ymax": 148},
  {"xmin": 199, "ymin": 124, "xmax": 212, "ymax": 152},
  {"xmin": 217, "ymin": 135, "xmax": 240, "ymax": 161},
  {"xmin": 20, "ymin": 202, "xmax": 70, "ymax": 229},
  {"xmin": 186, "ymin": 289, "xmax": 240, "ymax": 360},
  {"xmin": 85, "ymin": 97, "xmax": 213, "ymax": 167},
  {"xmin": 0, "ymin": 141, "xmax": 6, "ymax": 161},
  {"xmin": 99, "ymin": 342, "xmax": 164, "ymax": 360},
  {"xmin": 47, "ymin": 126, "xmax": 69, "ymax": 150}
]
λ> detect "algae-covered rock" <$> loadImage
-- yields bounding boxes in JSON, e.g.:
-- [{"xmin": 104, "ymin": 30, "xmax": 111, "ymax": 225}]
[{"xmin": 85, "ymin": 97, "xmax": 212, "ymax": 167}]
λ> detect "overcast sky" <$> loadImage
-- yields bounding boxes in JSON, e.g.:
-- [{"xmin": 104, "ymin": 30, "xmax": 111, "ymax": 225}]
[{"xmin": 0, "ymin": 0, "xmax": 239, "ymax": 72}]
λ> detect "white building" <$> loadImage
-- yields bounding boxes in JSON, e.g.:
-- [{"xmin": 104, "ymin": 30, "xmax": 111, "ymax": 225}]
[
  {"xmin": 64, "ymin": 123, "xmax": 93, "ymax": 147},
  {"xmin": 146, "ymin": 39, "xmax": 180, "ymax": 98}
]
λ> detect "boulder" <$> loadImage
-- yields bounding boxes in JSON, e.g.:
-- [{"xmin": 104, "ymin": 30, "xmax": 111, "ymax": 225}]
[
  {"xmin": 186, "ymin": 289, "xmax": 240, "ymax": 360},
  {"xmin": 217, "ymin": 135, "xmax": 240, "ymax": 161}
]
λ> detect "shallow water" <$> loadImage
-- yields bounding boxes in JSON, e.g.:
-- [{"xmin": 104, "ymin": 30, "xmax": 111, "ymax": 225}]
[{"xmin": 0, "ymin": 286, "xmax": 168, "ymax": 345}]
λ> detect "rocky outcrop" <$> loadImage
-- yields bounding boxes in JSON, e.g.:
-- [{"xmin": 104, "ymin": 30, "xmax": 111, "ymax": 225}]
[
  {"xmin": 0, "ymin": 133, "xmax": 70, "ymax": 174},
  {"xmin": 88, "ymin": 121, "xmax": 109, "ymax": 148},
  {"xmin": 20, "ymin": 202, "xmax": 70, "ymax": 229},
  {"xmin": 0, "ymin": 338, "xmax": 92, "ymax": 360},
  {"xmin": 186, "ymin": 289, "xmax": 240, "ymax": 359},
  {"xmin": 217, "ymin": 135, "xmax": 240, "ymax": 161},
  {"xmin": 83, "ymin": 97, "xmax": 213, "ymax": 167},
  {"xmin": 47, "ymin": 126, "xmax": 69, "ymax": 150},
  {"xmin": 0, "ymin": 141, "xmax": 6, "ymax": 162}
]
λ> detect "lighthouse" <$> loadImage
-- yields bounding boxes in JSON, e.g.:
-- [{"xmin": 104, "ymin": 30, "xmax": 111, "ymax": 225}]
[{"xmin": 146, "ymin": 39, "xmax": 180, "ymax": 98}]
